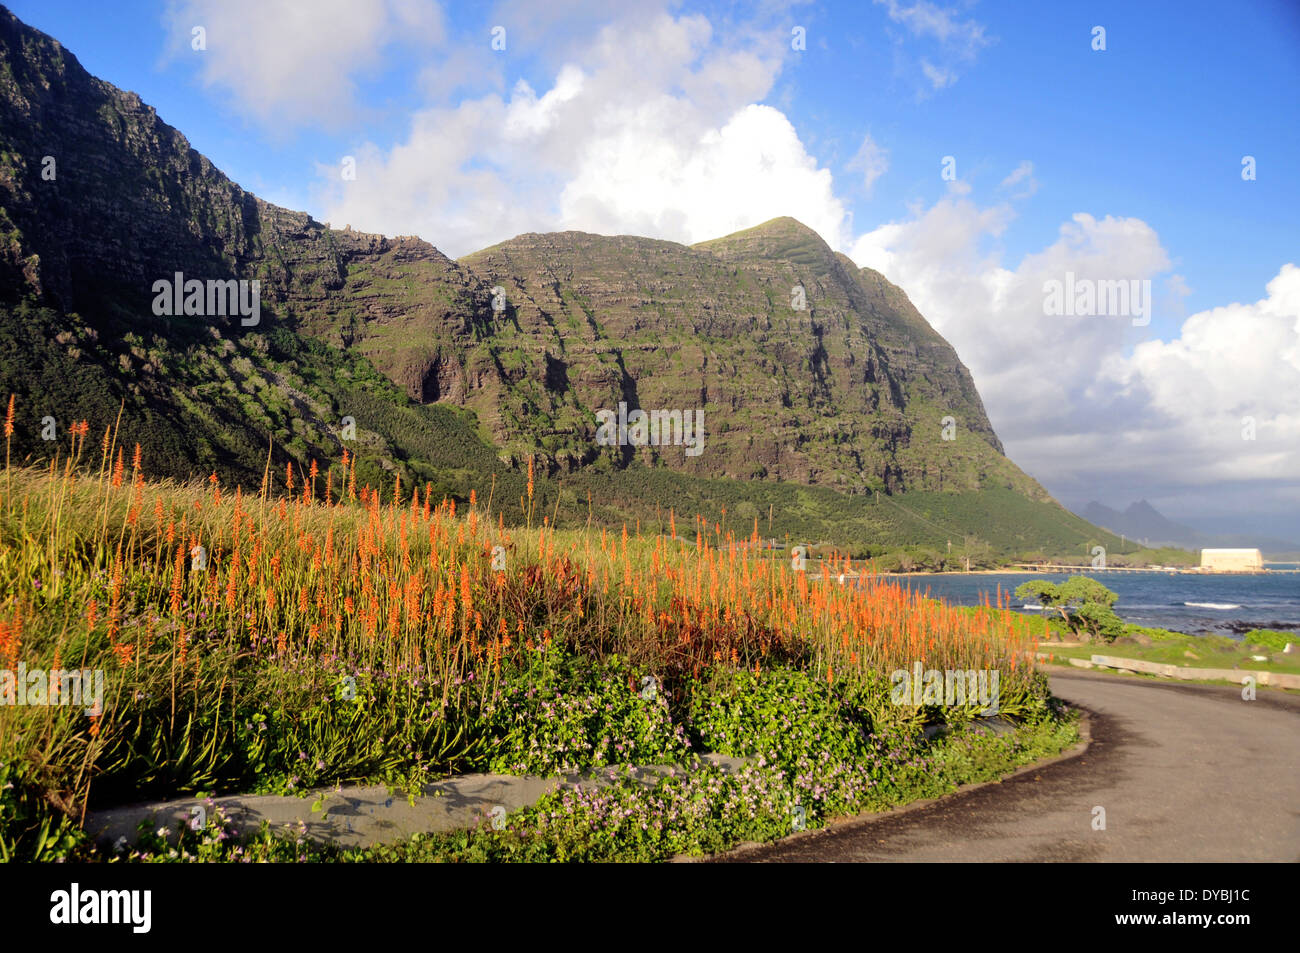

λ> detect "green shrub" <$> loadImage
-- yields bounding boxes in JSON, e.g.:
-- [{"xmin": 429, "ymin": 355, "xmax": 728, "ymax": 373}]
[
  {"xmin": 1015, "ymin": 576, "xmax": 1124, "ymax": 642},
  {"xmin": 484, "ymin": 652, "xmax": 691, "ymax": 775},
  {"xmin": 1241, "ymin": 629, "xmax": 1297, "ymax": 653}
]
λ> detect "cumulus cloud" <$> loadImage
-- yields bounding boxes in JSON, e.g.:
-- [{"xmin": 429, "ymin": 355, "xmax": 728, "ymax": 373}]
[
  {"xmin": 163, "ymin": 0, "xmax": 446, "ymax": 128},
  {"xmin": 1105, "ymin": 264, "xmax": 1300, "ymax": 485},
  {"xmin": 848, "ymin": 178, "xmax": 1300, "ymax": 529},
  {"xmin": 559, "ymin": 104, "xmax": 847, "ymax": 247},
  {"xmin": 317, "ymin": 8, "xmax": 851, "ymax": 255},
  {"xmin": 854, "ymin": 203, "xmax": 1170, "ymax": 436}
]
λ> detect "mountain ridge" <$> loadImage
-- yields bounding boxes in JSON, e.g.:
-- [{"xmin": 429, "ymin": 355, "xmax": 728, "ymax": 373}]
[{"xmin": 1080, "ymin": 499, "xmax": 1299, "ymax": 556}]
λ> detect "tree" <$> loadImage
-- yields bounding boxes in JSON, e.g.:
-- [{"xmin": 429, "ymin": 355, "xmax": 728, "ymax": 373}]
[
  {"xmin": 1073, "ymin": 601, "xmax": 1125, "ymax": 642},
  {"xmin": 1058, "ymin": 575, "xmax": 1119, "ymax": 609},
  {"xmin": 1014, "ymin": 579, "xmax": 1071, "ymax": 625},
  {"xmin": 912, "ymin": 548, "xmax": 942, "ymax": 572},
  {"xmin": 961, "ymin": 537, "xmax": 995, "ymax": 570},
  {"xmin": 1013, "ymin": 576, "xmax": 1124, "ymax": 642}
]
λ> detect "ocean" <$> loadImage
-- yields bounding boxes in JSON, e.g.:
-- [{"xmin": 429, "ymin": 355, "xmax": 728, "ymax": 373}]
[{"xmin": 876, "ymin": 566, "xmax": 1300, "ymax": 637}]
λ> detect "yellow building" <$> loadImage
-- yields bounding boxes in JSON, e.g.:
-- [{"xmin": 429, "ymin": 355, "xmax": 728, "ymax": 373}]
[{"xmin": 1199, "ymin": 548, "xmax": 1263, "ymax": 572}]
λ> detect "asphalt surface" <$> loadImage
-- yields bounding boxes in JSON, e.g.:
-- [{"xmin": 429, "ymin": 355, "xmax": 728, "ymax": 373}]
[{"xmin": 720, "ymin": 668, "xmax": 1300, "ymax": 862}]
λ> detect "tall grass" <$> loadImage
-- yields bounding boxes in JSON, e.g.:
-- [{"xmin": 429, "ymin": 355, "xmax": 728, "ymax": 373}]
[{"xmin": 0, "ymin": 411, "xmax": 1048, "ymax": 847}]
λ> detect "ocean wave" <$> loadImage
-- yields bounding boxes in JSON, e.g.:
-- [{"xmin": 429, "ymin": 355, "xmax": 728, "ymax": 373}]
[{"xmin": 1184, "ymin": 601, "xmax": 1242, "ymax": 610}]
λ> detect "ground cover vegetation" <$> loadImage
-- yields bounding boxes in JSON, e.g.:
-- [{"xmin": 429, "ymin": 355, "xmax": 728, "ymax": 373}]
[{"xmin": 0, "ymin": 404, "xmax": 1074, "ymax": 861}]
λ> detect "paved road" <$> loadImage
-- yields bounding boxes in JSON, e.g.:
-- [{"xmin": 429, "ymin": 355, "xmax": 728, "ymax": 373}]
[{"xmin": 721, "ymin": 669, "xmax": 1300, "ymax": 862}]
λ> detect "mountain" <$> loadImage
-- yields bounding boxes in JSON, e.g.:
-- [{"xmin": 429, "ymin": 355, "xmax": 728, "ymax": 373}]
[
  {"xmin": 1080, "ymin": 500, "xmax": 1198, "ymax": 548},
  {"xmin": 459, "ymin": 218, "xmax": 1040, "ymax": 495},
  {"xmin": 0, "ymin": 5, "xmax": 1119, "ymax": 558},
  {"xmin": 1080, "ymin": 500, "xmax": 1299, "ymax": 557}
]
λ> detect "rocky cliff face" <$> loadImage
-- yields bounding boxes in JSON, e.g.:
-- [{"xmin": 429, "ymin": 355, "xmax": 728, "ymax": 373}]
[
  {"xmin": 459, "ymin": 221, "xmax": 1033, "ymax": 494},
  {"xmin": 0, "ymin": 5, "xmax": 1047, "ymax": 503}
]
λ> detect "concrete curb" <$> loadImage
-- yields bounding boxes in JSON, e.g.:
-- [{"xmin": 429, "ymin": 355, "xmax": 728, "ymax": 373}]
[
  {"xmin": 1088, "ymin": 654, "xmax": 1300, "ymax": 689},
  {"xmin": 84, "ymin": 754, "xmax": 750, "ymax": 852},
  {"xmin": 1033, "ymin": 651, "xmax": 1300, "ymax": 689}
]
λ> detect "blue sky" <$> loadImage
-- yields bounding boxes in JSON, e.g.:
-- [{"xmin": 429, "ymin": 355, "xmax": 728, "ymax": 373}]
[
  {"xmin": 10, "ymin": 0, "xmax": 1300, "ymax": 538},
  {"xmin": 17, "ymin": 0, "xmax": 1297, "ymax": 321}
]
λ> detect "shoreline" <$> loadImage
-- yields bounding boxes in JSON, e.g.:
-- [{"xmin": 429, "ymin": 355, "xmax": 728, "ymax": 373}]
[
  {"xmin": 831, "ymin": 570, "xmax": 1300, "ymax": 638},
  {"xmin": 843, "ymin": 568, "xmax": 1291, "ymax": 577}
]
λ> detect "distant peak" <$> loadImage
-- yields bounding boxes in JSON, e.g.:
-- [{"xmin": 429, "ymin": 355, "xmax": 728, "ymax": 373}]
[
  {"xmin": 747, "ymin": 215, "xmax": 818, "ymax": 233},
  {"xmin": 698, "ymin": 216, "xmax": 824, "ymax": 244},
  {"xmin": 693, "ymin": 217, "xmax": 835, "ymax": 269}
]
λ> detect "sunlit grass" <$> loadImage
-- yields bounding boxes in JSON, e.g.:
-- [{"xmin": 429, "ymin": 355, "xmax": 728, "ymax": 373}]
[{"xmin": 0, "ymin": 407, "xmax": 1051, "ymax": 854}]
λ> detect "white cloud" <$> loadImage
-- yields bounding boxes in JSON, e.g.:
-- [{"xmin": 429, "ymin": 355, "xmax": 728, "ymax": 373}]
[
  {"xmin": 875, "ymin": 0, "xmax": 992, "ymax": 92},
  {"xmin": 1106, "ymin": 264, "xmax": 1300, "ymax": 485},
  {"xmin": 919, "ymin": 59, "xmax": 955, "ymax": 89},
  {"xmin": 999, "ymin": 161, "xmax": 1032, "ymax": 189},
  {"xmin": 164, "ymin": 0, "xmax": 445, "ymax": 128},
  {"xmin": 852, "ymin": 204, "xmax": 1171, "ymax": 434},
  {"xmin": 317, "ymin": 8, "xmax": 850, "ymax": 256},
  {"xmin": 875, "ymin": 0, "xmax": 990, "ymax": 53},
  {"xmin": 848, "ymin": 133, "xmax": 889, "ymax": 195},
  {"xmin": 999, "ymin": 160, "xmax": 1037, "ymax": 198},
  {"xmin": 415, "ymin": 44, "xmax": 505, "ymax": 104},
  {"xmin": 560, "ymin": 103, "xmax": 846, "ymax": 247},
  {"xmin": 848, "ymin": 184, "xmax": 1300, "ymax": 523},
  {"xmin": 1166, "ymin": 273, "xmax": 1191, "ymax": 300}
]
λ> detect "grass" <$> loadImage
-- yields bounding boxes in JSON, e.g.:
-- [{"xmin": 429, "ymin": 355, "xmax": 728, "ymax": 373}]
[{"xmin": 0, "ymin": 414, "xmax": 1072, "ymax": 861}]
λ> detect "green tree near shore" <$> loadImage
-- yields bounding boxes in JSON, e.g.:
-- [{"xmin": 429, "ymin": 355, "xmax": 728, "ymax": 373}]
[{"xmin": 1015, "ymin": 576, "xmax": 1124, "ymax": 642}]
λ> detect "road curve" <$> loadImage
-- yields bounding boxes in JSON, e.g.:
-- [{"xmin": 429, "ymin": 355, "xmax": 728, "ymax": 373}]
[{"xmin": 718, "ymin": 669, "xmax": 1300, "ymax": 862}]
